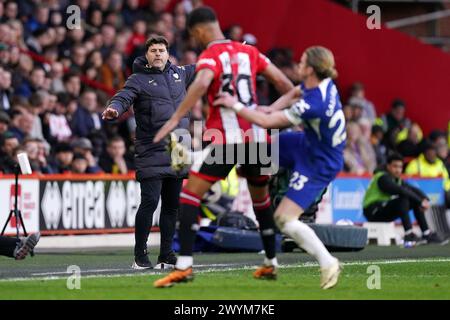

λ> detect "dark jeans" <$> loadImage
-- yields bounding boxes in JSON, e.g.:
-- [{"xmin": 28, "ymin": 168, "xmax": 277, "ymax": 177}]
[
  {"xmin": 364, "ymin": 197, "xmax": 429, "ymax": 232},
  {"xmin": 0, "ymin": 236, "xmax": 19, "ymax": 258},
  {"xmin": 135, "ymin": 178, "xmax": 183, "ymax": 257}
]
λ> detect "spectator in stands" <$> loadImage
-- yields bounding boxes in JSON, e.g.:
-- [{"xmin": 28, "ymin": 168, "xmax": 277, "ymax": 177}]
[
  {"xmin": 28, "ymin": 92, "xmax": 47, "ymax": 143},
  {"xmin": 22, "ymin": 138, "xmax": 53, "ymax": 173},
  {"xmin": 122, "ymin": 0, "xmax": 143, "ymax": 27},
  {"xmin": 397, "ymin": 123, "xmax": 423, "ymax": 158},
  {"xmin": 71, "ymin": 89, "xmax": 102, "ymax": 137},
  {"xmin": 406, "ymin": 140, "xmax": 450, "ymax": 208},
  {"xmin": 15, "ymin": 67, "xmax": 46, "ymax": 99},
  {"xmin": 43, "ymin": 92, "xmax": 72, "ymax": 144},
  {"xmin": 125, "ymin": 20, "xmax": 147, "ymax": 56},
  {"xmin": 8, "ymin": 107, "xmax": 34, "ymax": 142},
  {"xmin": 99, "ymin": 135, "xmax": 134, "ymax": 174},
  {"xmin": 3, "ymin": 1, "xmax": 19, "ymax": 22},
  {"xmin": 0, "ymin": 131, "xmax": 19, "ymax": 173},
  {"xmin": 70, "ymin": 138, "xmax": 102, "ymax": 173},
  {"xmin": 377, "ymin": 99, "xmax": 412, "ymax": 151},
  {"xmin": 62, "ymin": 72, "xmax": 81, "ymax": 99},
  {"xmin": 225, "ymin": 24, "xmax": 243, "ymax": 41},
  {"xmin": 49, "ymin": 61, "xmax": 65, "ymax": 93},
  {"xmin": 370, "ymin": 125, "xmax": 387, "ymax": 167},
  {"xmin": 71, "ymin": 153, "xmax": 90, "ymax": 174},
  {"xmin": 0, "ymin": 111, "xmax": 10, "ymax": 135},
  {"xmin": 347, "ymin": 82, "xmax": 376, "ymax": 124},
  {"xmin": 70, "ymin": 44, "xmax": 88, "ymax": 73},
  {"xmin": 0, "ymin": 67, "xmax": 12, "ymax": 111},
  {"xmin": 344, "ymin": 121, "xmax": 377, "ymax": 175},
  {"xmin": 363, "ymin": 153, "xmax": 443, "ymax": 244},
  {"xmin": 432, "ymin": 132, "xmax": 450, "ymax": 175},
  {"xmin": 25, "ymin": 5, "xmax": 50, "ymax": 34},
  {"xmin": 342, "ymin": 103, "xmax": 353, "ymax": 122},
  {"xmin": 100, "ymin": 50, "xmax": 126, "ymax": 91},
  {"xmin": 100, "ymin": 24, "xmax": 116, "ymax": 58},
  {"xmin": 50, "ymin": 142, "xmax": 74, "ymax": 174}
]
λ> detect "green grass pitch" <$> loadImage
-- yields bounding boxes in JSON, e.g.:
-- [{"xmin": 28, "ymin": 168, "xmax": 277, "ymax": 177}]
[{"xmin": 0, "ymin": 245, "xmax": 449, "ymax": 299}]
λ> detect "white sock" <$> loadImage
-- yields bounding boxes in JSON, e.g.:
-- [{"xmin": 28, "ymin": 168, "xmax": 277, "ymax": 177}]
[
  {"xmin": 405, "ymin": 229, "xmax": 413, "ymax": 235},
  {"xmin": 176, "ymin": 256, "xmax": 193, "ymax": 270},
  {"xmin": 423, "ymin": 229, "xmax": 431, "ymax": 236},
  {"xmin": 264, "ymin": 257, "xmax": 278, "ymax": 267},
  {"xmin": 282, "ymin": 220, "xmax": 336, "ymax": 268}
]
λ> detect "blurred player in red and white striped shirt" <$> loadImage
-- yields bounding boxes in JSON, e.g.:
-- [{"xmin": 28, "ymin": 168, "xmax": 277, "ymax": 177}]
[{"xmin": 153, "ymin": 6, "xmax": 293, "ymax": 288}]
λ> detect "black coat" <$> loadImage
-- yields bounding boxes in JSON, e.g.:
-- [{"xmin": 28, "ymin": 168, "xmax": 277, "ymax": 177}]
[{"xmin": 109, "ymin": 57, "xmax": 195, "ymax": 181}]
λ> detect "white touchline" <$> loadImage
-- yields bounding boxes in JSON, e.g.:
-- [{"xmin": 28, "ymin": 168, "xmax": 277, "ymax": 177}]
[{"xmin": 0, "ymin": 258, "xmax": 449, "ymax": 283}]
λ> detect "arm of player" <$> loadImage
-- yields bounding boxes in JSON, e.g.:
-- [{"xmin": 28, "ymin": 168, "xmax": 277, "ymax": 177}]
[
  {"xmin": 260, "ymin": 64, "xmax": 294, "ymax": 95},
  {"xmin": 266, "ymin": 86, "xmax": 302, "ymax": 112},
  {"xmin": 214, "ymin": 94, "xmax": 292, "ymax": 129},
  {"xmin": 153, "ymin": 69, "xmax": 215, "ymax": 143}
]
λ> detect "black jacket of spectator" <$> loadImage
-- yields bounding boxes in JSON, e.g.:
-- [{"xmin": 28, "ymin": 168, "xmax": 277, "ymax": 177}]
[
  {"xmin": 108, "ymin": 56, "xmax": 195, "ymax": 181},
  {"xmin": 377, "ymin": 171, "xmax": 428, "ymax": 205}
]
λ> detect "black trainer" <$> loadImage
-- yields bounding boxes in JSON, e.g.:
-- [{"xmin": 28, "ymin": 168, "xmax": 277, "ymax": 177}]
[
  {"xmin": 132, "ymin": 250, "xmax": 153, "ymax": 270},
  {"xmin": 422, "ymin": 232, "xmax": 449, "ymax": 245},
  {"xmin": 154, "ymin": 251, "xmax": 177, "ymax": 270},
  {"xmin": 403, "ymin": 232, "xmax": 421, "ymax": 244},
  {"xmin": 14, "ymin": 233, "xmax": 40, "ymax": 260}
]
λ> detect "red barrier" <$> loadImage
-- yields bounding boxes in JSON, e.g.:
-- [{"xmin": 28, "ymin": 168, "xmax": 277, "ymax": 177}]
[{"xmin": 206, "ymin": 0, "xmax": 450, "ymax": 134}]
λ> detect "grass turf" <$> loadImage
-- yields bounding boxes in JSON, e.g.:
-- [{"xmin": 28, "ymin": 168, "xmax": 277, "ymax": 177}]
[{"xmin": 0, "ymin": 260, "xmax": 449, "ymax": 299}]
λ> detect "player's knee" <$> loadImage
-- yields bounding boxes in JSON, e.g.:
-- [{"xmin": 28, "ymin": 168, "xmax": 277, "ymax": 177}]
[{"xmin": 274, "ymin": 212, "xmax": 296, "ymax": 231}]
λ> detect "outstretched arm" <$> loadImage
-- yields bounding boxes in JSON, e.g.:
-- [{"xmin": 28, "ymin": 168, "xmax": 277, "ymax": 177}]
[
  {"xmin": 214, "ymin": 93, "xmax": 293, "ymax": 129},
  {"xmin": 266, "ymin": 86, "xmax": 302, "ymax": 112},
  {"xmin": 102, "ymin": 76, "xmax": 140, "ymax": 120},
  {"xmin": 153, "ymin": 69, "xmax": 215, "ymax": 143}
]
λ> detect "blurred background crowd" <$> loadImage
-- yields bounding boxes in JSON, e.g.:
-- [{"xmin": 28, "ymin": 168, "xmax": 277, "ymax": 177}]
[{"xmin": 0, "ymin": 0, "xmax": 448, "ymax": 203}]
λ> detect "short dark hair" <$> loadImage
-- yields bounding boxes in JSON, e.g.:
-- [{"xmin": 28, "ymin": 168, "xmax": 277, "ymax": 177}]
[
  {"xmin": 145, "ymin": 36, "xmax": 169, "ymax": 51},
  {"xmin": 387, "ymin": 152, "xmax": 404, "ymax": 164},
  {"xmin": 108, "ymin": 135, "xmax": 124, "ymax": 146},
  {"xmin": 391, "ymin": 99, "xmax": 405, "ymax": 109},
  {"xmin": 187, "ymin": 6, "xmax": 217, "ymax": 30}
]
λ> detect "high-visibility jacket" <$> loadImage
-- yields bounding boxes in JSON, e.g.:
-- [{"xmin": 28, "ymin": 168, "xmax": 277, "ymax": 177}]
[{"xmin": 405, "ymin": 154, "xmax": 450, "ymax": 191}]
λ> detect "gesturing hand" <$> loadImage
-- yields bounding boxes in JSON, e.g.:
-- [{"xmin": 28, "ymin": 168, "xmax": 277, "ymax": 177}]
[
  {"xmin": 102, "ymin": 107, "xmax": 119, "ymax": 120},
  {"xmin": 213, "ymin": 93, "xmax": 238, "ymax": 109}
]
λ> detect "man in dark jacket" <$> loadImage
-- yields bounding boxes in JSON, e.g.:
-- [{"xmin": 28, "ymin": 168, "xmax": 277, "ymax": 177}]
[
  {"xmin": 102, "ymin": 36, "xmax": 195, "ymax": 269},
  {"xmin": 363, "ymin": 153, "xmax": 442, "ymax": 244}
]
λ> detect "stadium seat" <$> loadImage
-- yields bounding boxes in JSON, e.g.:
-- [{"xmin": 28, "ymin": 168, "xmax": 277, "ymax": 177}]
[{"xmin": 363, "ymin": 222, "xmax": 399, "ymax": 246}]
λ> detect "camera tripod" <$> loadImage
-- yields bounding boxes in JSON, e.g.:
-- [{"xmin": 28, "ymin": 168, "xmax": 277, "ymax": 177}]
[{"xmin": 1, "ymin": 164, "xmax": 33, "ymax": 256}]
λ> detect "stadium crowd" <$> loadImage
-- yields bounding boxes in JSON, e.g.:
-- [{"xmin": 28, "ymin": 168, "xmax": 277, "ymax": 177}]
[{"xmin": 0, "ymin": 0, "xmax": 448, "ymax": 204}]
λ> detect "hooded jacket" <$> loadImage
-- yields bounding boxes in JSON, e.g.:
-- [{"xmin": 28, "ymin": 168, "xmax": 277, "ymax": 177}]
[{"xmin": 109, "ymin": 56, "xmax": 195, "ymax": 181}]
